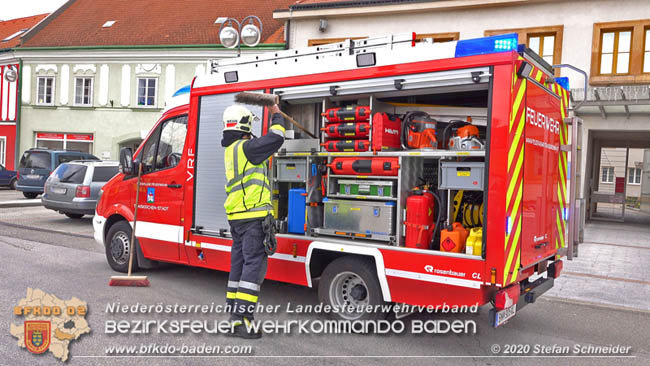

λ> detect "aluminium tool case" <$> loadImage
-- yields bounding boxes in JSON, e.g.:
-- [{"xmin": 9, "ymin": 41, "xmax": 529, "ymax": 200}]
[{"xmin": 323, "ymin": 198, "xmax": 396, "ymax": 236}]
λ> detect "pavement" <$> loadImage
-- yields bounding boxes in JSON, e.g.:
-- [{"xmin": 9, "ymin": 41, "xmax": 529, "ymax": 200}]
[
  {"xmin": 547, "ymin": 220, "xmax": 650, "ymax": 312},
  {"xmin": 1, "ymin": 234, "xmax": 648, "ymax": 366},
  {"xmin": 1, "ymin": 202, "xmax": 649, "ymax": 365},
  {"xmin": 0, "ymin": 187, "xmax": 43, "ymax": 208}
]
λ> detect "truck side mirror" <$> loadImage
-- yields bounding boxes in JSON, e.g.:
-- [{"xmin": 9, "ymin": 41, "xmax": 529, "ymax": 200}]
[{"xmin": 119, "ymin": 148, "xmax": 135, "ymax": 176}]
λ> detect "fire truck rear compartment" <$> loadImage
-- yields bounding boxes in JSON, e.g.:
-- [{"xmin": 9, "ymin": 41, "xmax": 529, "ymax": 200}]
[{"xmin": 270, "ymin": 75, "xmax": 489, "ymax": 258}]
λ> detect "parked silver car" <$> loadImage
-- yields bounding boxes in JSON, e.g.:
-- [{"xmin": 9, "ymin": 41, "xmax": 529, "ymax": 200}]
[{"xmin": 42, "ymin": 160, "xmax": 119, "ymax": 219}]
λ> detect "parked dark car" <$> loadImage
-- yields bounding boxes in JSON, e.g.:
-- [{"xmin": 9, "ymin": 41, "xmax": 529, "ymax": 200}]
[
  {"xmin": 16, "ymin": 148, "xmax": 99, "ymax": 199},
  {"xmin": 42, "ymin": 160, "xmax": 119, "ymax": 218},
  {"xmin": 0, "ymin": 163, "xmax": 17, "ymax": 190}
]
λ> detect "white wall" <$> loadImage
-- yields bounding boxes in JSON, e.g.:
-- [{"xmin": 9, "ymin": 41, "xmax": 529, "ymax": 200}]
[{"xmin": 289, "ymin": 0, "xmax": 649, "ymax": 89}]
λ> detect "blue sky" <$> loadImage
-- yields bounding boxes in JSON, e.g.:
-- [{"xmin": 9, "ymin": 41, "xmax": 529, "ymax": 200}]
[{"xmin": 1, "ymin": 0, "xmax": 68, "ymax": 21}]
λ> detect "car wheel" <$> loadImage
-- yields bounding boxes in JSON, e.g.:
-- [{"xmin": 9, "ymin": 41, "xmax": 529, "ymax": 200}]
[
  {"xmin": 23, "ymin": 192, "xmax": 39, "ymax": 199},
  {"xmin": 318, "ymin": 256, "xmax": 389, "ymax": 321},
  {"xmin": 65, "ymin": 213, "xmax": 84, "ymax": 219},
  {"xmin": 105, "ymin": 220, "xmax": 139, "ymax": 273},
  {"xmin": 9, "ymin": 178, "xmax": 17, "ymax": 190}
]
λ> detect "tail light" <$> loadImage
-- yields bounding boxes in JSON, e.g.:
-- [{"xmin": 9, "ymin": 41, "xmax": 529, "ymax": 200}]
[
  {"xmin": 494, "ymin": 284, "xmax": 520, "ymax": 310},
  {"xmin": 76, "ymin": 185, "xmax": 90, "ymax": 198},
  {"xmin": 548, "ymin": 260, "xmax": 563, "ymax": 279}
]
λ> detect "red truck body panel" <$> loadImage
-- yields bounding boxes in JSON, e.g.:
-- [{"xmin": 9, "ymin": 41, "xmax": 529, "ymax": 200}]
[{"xmin": 96, "ymin": 49, "xmax": 569, "ymax": 309}]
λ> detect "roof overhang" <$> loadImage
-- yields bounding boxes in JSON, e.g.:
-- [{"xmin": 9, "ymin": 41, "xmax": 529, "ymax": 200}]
[
  {"xmin": 274, "ymin": 0, "xmax": 553, "ymax": 20},
  {"xmin": 571, "ymin": 86, "xmax": 650, "ymax": 119},
  {"xmin": 5, "ymin": 44, "xmax": 285, "ymax": 63}
]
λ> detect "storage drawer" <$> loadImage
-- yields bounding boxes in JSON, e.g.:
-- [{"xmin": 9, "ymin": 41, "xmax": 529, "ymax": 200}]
[
  {"xmin": 323, "ymin": 198, "xmax": 396, "ymax": 236},
  {"xmin": 276, "ymin": 159, "xmax": 308, "ymax": 182},
  {"xmin": 439, "ymin": 162, "xmax": 484, "ymax": 190}
]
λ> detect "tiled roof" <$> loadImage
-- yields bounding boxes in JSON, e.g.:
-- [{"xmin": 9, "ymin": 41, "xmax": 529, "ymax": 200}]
[
  {"xmin": 22, "ymin": 0, "xmax": 296, "ymax": 48},
  {"xmin": 0, "ymin": 14, "xmax": 48, "ymax": 49},
  {"xmin": 289, "ymin": 0, "xmax": 417, "ymax": 9}
]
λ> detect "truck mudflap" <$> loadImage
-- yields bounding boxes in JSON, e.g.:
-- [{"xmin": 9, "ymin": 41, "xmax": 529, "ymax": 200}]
[{"xmin": 489, "ymin": 276, "xmax": 555, "ymax": 328}]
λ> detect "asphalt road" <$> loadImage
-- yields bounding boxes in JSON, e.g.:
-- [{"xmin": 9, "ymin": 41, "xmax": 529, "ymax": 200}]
[{"xmin": 1, "ymin": 205, "xmax": 649, "ymax": 366}]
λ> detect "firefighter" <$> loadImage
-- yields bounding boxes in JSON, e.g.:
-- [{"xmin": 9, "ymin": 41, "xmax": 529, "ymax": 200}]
[{"xmin": 221, "ymin": 103, "xmax": 286, "ymax": 339}]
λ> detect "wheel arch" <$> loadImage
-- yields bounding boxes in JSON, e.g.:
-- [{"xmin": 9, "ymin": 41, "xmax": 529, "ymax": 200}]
[
  {"xmin": 104, "ymin": 213, "xmax": 128, "ymax": 244},
  {"xmin": 305, "ymin": 241, "xmax": 392, "ymax": 302}
]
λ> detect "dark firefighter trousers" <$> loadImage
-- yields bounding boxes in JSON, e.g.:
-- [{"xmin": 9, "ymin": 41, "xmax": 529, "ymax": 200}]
[{"xmin": 226, "ymin": 218, "xmax": 268, "ymax": 320}]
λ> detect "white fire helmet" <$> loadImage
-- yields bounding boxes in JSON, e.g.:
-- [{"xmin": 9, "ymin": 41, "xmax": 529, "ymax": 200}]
[{"xmin": 222, "ymin": 105, "xmax": 258, "ymax": 133}]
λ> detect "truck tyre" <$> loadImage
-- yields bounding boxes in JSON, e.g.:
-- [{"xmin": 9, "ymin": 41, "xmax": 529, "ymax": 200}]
[
  {"xmin": 318, "ymin": 256, "xmax": 389, "ymax": 321},
  {"xmin": 10, "ymin": 178, "xmax": 16, "ymax": 190},
  {"xmin": 105, "ymin": 221, "xmax": 139, "ymax": 273},
  {"xmin": 23, "ymin": 192, "xmax": 38, "ymax": 199},
  {"xmin": 65, "ymin": 213, "xmax": 84, "ymax": 219}
]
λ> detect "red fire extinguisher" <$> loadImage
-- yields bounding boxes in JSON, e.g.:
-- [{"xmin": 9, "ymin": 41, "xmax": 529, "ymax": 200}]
[{"xmin": 404, "ymin": 188, "xmax": 440, "ymax": 249}]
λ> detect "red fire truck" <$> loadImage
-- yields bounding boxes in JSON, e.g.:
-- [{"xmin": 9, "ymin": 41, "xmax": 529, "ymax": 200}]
[{"xmin": 94, "ymin": 33, "xmax": 580, "ymax": 327}]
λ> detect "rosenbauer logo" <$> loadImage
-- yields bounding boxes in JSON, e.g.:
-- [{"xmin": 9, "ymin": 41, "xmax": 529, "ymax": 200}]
[{"xmin": 526, "ymin": 107, "xmax": 559, "ymax": 135}]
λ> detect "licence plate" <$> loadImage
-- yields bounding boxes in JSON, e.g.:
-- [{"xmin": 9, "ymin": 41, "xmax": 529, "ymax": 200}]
[
  {"xmin": 51, "ymin": 187, "xmax": 67, "ymax": 195},
  {"xmin": 25, "ymin": 174, "xmax": 40, "ymax": 180},
  {"xmin": 494, "ymin": 305, "xmax": 517, "ymax": 327}
]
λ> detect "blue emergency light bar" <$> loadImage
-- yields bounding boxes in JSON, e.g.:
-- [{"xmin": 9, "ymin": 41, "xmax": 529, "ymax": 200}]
[
  {"xmin": 555, "ymin": 77, "xmax": 570, "ymax": 91},
  {"xmin": 172, "ymin": 85, "xmax": 191, "ymax": 97},
  {"xmin": 455, "ymin": 33, "xmax": 519, "ymax": 58}
]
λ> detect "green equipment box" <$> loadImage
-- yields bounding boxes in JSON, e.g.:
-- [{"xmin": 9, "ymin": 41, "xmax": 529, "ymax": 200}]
[{"xmin": 338, "ymin": 179, "xmax": 394, "ymax": 198}]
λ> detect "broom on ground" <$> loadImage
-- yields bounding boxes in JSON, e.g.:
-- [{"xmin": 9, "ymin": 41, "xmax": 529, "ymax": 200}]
[
  {"xmin": 109, "ymin": 162, "xmax": 150, "ymax": 286},
  {"xmin": 234, "ymin": 92, "xmax": 317, "ymax": 139}
]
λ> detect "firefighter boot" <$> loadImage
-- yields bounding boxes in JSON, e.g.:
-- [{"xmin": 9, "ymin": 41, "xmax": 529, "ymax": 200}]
[{"xmin": 227, "ymin": 317, "xmax": 262, "ymax": 339}]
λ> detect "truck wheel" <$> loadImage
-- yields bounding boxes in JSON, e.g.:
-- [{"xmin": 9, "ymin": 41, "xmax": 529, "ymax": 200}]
[
  {"xmin": 105, "ymin": 221, "xmax": 139, "ymax": 273},
  {"xmin": 318, "ymin": 256, "xmax": 389, "ymax": 321},
  {"xmin": 10, "ymin": 178, "xmax": 16, "ymax": 190},
  {"xmin": 23, "ymin": 192, "xmax": 38, "ymax": 199},
  {"xmin": 65, "ymin": 213, "xmax": 84, "ymax": 219}
]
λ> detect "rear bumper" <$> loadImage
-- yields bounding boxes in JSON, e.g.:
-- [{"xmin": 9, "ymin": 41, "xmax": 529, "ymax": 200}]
[
  {"xmin": 16, "ymin": 184, "xmax": 43, "ymax": 193},
  {"xmin": 489, "ymin": 276, "xmax": 554, "ymax": 327},
  {"xmin": 42, "ymin": 196, "xmax": 97, "ymax": 215},
  {"xmin": 93, "ymin": 213, "xmax": 106, "ymax": 246}
]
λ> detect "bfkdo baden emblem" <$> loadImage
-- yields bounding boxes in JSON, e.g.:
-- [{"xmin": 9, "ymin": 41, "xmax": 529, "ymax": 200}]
[{"xmin": 24, "ymin": 321, "xmax": 51, "ymax": 354}]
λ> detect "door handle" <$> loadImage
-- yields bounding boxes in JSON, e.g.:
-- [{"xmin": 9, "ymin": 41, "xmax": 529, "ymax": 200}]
[
  {"xmin": 167, "ymin": 183, "xmax": 182, "ymax": 188},
  {"xmin": 535, "ymin": 242, "xmax": 548, "ymax": 249}
]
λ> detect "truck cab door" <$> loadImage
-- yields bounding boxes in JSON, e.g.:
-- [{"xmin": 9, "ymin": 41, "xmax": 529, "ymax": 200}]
[
  {"xmin": 521, "ymin": 82, "xmax": 562, "ymax": 268},
  {"xmin": 134, "ymin": 115, "xmax": 188, "ymax": 262}
]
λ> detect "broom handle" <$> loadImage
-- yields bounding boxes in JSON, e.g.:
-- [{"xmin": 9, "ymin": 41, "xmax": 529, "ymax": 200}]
[
  {"xmin": 278, "ymin": 111, "xmax": 317, "ymax": 139},
  {"xmin": 127, "ymin": 163, "xmax": 142, "ymax": 277}
]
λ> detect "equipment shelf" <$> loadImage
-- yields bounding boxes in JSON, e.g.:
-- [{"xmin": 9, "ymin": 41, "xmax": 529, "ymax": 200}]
[
  {"xmin": 327, "ymin": 194, "xmax": 397, "ymax": 201},
  {"xmin": 275, "ymin": 150, "xmax": 486, "ymax": 158}
]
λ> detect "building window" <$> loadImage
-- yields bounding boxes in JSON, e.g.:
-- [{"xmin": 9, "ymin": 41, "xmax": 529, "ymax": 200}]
[
  {"xmin": 0, "ymin": 136, "xmax": 6, "ymax": 166},
  {"xmin": 628, "ymin": 167, "xmax": 642, "ymax": 184},
  {"xmin": 308, "ymin": 37, "xmax": 366, "ymax": 46},
  {"xmin": 137, "ymin": 78, "xmax": 157, "ymax": 107},
  {"xmin": 35, "ymin": 133, "xmax": 94, "ymax": 153},
  {"xmin": 415, "ymin": 32, "xmax": 460, "ymax": 43},
  {"xmin": 643, "ymin": 28, "xmax": 650, "ymax": 73},
  {"xmin": 37, "ymin": 77, "xmax": 55, "ymax": 105},
  {"xmin": 591, "ymin": 19, "xmax": 650, "ymax": 84},
  {"xmin": 528, "ymin": 33, "xmax": 555, "ymax": 65},
  {"xmin": 599, "ymin": 29, "xmax": 632, "ymax": 75},
  {"xmin": 74, "ymin": 77, "xmax": 93, "ymax": 106},
  {"xmin": 601, "ymin": 166, "xmax": 615, "ymax": 183},
  {"xmin": 485, "ymin": 25, "xmax": 563, "ymax": 75}
]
